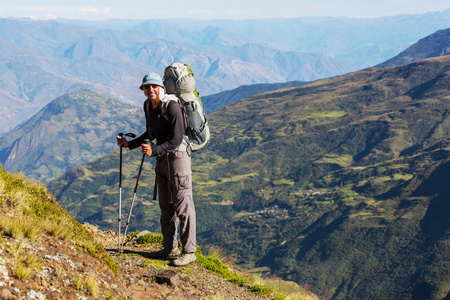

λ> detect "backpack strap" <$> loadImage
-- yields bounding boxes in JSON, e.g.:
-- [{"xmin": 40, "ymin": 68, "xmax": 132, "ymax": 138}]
[{"xmin": 160, "ymin": 96, "xmax": 192, "ymax": 154}]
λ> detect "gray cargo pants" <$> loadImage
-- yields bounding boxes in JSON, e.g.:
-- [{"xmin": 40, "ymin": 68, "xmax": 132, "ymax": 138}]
[{"xmin": 156, "ymin": 150, "xmax": 196, "ymax": 254}]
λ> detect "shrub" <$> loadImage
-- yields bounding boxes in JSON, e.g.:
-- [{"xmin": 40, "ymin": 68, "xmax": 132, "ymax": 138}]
[{"xmin": 136, "ymin": 233, "xmax": 163, "ymax": 245}]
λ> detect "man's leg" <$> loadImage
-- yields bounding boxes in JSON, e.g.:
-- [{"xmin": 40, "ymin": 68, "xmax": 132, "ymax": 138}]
[
  {"xmin": 170, "ymin": 151, "xmax": 197, "ymax": 266},
  {"xmin": 157, "ymin": 155, "xmax": 179, "ymax": 251}
]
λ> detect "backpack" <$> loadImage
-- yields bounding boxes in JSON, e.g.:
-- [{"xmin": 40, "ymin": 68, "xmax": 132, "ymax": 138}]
[{"xmin": 163, "ymin": 62, "xmax": 210, "ymax": 152}]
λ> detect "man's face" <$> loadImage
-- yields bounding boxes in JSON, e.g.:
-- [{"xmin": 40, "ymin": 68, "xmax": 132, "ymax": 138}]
[{"xmin": 143, "ymin": 84, "xmax": 161, "ymax": 101}]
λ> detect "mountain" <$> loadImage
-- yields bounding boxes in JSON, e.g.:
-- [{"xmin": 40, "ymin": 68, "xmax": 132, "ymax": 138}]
[
  {"xmin": 0, "ymin": 77, "xmax": 313, "ymax": 185},
  {"xmin": 202, "ymin": 80, "xmax": 309, "ymax": 114},
  {"xmin": 0, "ymin": 88, "xmax": 145, "ymax": 183},
  {"xmin": 0, "ymin": 18, "xmax": 354, "ymax": 134},
  {"xmin": 122, "ymin": 11, "xmax": 450, "ymax": 68},
  {"xmin": 377, "ymin": 27, "xmax": 450, "ymax": 68},
  {"xmin": 48, "ymin": 56, "xmax": 450, "ymax": 299}
]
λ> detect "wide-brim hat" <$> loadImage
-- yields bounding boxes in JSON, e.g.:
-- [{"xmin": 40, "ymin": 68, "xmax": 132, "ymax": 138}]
[{"xmin": 139, "ymin": 73, "xmax": 164, "ymax": 90}]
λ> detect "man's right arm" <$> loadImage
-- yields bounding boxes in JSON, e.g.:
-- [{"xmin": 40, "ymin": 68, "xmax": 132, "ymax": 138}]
[
  {"xmin": 117, "ymin": 131, "xmax": 152, "ymax": 150},
  {"xmin": 128, "ymin": 132, "xmax": 150, "ymax": 150}
]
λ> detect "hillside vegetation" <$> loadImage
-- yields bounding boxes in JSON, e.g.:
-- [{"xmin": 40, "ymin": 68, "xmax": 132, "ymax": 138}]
[
  {"xmin": 200, "ymin": 56, "xmax": 450, "ymax": 299},
  {"xmin": 1, "ymin": 164, "xmax": 321, "ymax": 299},
  {"xmin": 0, "ymin": 163, "xmax": 121, "ymax": 297},
  {"xmin": 49, "ymin": 56, "xmax": 450, "ymax": 299}
]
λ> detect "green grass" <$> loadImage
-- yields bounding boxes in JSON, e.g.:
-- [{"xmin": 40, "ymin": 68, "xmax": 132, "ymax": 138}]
[
  {"xmin": 140, "ymin": 259, "xmax": 170, "ymax": 270},
  {"xmin": 195, "ymin": 247, "xmax": 284, "ymax": 299},
  {"xmin": 135, "ymin": 233, "xmax": 164, "ymax": 245},
  {"xmin": 272, "ymin": 179, "xmax": 295, "ymax": 186},
  {"xmin": 264, "ymin": 278, "xmax": 319, "ymax": 300},
  {"xmin": 314, "ymin": 154, "xmax": 353, "ymax": 167},
  {"xmin": 392, "ymin": 174, "xmax": 413, "ymax": 181}
]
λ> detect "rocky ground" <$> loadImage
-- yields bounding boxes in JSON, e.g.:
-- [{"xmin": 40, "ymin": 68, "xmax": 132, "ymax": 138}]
[{"xmin": 0, "ymin": 222, "xmax": 272, "ymax": 300}]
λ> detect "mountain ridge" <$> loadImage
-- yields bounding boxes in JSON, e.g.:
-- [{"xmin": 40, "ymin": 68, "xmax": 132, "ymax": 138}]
[
  {"xmin": 377, "ymin": 27, "xmax": 450, "ymax": 68},
  {"xmin": 128, "ymin": 12, "xmax": 450, "ymax": 67},
  {"xmin": 202, "ymin": 80, "xmax": 309, "ymax": 114},
  {"xmin": 0, "ymin": 88, "xmax": 145, "ymax": 183}
]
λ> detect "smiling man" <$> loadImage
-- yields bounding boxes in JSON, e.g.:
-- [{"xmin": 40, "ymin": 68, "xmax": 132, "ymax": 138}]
[{"xmin": 116, "ymin": 72, "xmax": 197, "ymax": 267}]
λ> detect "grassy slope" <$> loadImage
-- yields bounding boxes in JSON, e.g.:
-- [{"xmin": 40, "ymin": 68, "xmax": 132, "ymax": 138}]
[
  {"xmin": 0, "ymin": 163, "xmax": 118, "ymax": 275},
  {"xmin": 1, "ymin": 163, "xmax": 322, "ymax": 299}
]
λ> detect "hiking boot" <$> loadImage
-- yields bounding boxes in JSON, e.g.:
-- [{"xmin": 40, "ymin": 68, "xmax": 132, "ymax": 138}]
[
  {"xmin": 172, "ymin": 253, "xmax": 196, "ymax": 267},
  {"xmin": 147, "ymin": 247, "xmax": 181, "ymax": 259}
]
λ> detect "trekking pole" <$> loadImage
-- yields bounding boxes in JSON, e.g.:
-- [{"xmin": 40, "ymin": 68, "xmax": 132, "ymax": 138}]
[
  {"xmin": 166, "ymin": 153, "xmax": 173, "ymax": 204},
  {"xmin": 117, "ymin": 132, "xmax": 135, "ymax": 252},
  {"xmin": 120, "ymin": 139, "xmax": 150, "ymax": 251}
]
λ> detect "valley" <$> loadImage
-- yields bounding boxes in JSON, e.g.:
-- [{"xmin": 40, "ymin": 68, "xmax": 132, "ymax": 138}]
[{"xmin": 47, "ymin": 56, "xmax": 450, "ymax": 299}]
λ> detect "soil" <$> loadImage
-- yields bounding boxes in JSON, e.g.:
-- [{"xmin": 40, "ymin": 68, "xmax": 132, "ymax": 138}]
[{"xmin": 0, "ymin": 223, "xmax": 272, "ymax": 300}]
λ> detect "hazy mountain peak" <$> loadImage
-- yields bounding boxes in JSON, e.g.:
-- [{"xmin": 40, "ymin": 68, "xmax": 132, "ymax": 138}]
[
  {"xmin": 0, "ymin": 88, "xmax": 144, "ymax": 182},
  {"xmin": 376, "ymin": 27, "xmax": 450, "ymax": 68}
]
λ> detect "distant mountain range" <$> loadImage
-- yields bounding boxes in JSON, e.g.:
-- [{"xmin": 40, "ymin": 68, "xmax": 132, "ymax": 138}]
[
  {"xmin": 72, "ymin": 11, "xmax": 450, "ymax": 68},
  {"xmin": 1, "ymin": 11, "xmax": 450, "ymax": 133},
  {"xmin": 0, "ymin": 18, "xmax": 352, "ymax": 134}
]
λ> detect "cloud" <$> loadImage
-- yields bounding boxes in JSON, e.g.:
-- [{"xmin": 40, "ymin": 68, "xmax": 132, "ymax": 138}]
[{"xmin": 17, "ymin": 5, "xmax": 111, "ymax": 15}]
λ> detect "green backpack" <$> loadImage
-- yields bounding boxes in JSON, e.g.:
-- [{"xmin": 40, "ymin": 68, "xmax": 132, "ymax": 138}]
[{"xmin": 163, "ymin": 62, "xmax": 210, "ymax": 152}]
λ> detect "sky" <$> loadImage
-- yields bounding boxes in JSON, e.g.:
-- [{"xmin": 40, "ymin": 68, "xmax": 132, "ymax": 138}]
[{"xmin": 0, "ymin": 0, "xmax": 450, "ymax": 20}]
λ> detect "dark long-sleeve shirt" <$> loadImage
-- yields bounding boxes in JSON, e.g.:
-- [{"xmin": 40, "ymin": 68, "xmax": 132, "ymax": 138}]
[{"xmin": 129, "ymin": 98, "xmax": 186, "ymax": 156}]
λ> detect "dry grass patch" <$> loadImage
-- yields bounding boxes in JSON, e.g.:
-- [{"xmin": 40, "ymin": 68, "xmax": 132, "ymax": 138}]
[
  {"xmin": 12, "ymin": 240, "xmax": 43, "ymax": 280},
  {"xmin": 72, "ymin": 273, "xmax": 100, "ymax": 297},
  {"xmin": 0, "ymin": 214, "xmax": 42, "ymax": 242},
  {"xmin": 44, "ymin": 215, "xmax": 76, "ymax": 240}
]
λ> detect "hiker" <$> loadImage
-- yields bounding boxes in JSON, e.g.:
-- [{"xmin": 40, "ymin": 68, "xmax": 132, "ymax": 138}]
[{"xmin": 116, "ymin": 72, "xmax": 197, "ymax": 267}]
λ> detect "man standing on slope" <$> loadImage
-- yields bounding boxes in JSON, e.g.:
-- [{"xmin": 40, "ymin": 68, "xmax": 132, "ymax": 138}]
[{"xmin": 116, "ymin": 72, "xmax": 197, "ymax": 266}]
